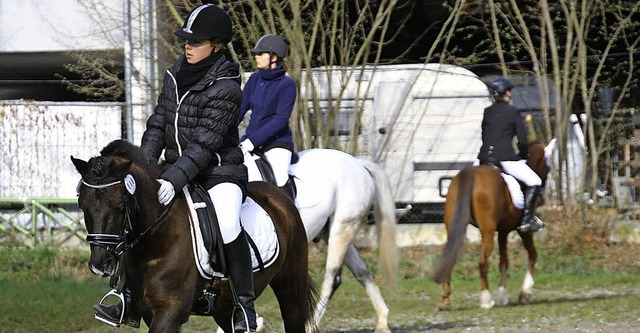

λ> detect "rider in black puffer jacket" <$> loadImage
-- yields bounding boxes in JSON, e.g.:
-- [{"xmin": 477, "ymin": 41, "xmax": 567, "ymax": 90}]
[
  {"xmin": 94, "ymin": 5, "xmax": 257, "ymax": 333},
  {"xmin": 141, "ymin": 50, "xmax": 246, "ymax": 191}
]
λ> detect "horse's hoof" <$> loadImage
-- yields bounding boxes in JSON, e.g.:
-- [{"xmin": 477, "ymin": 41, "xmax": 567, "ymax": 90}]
[
  {"xmin": 437, "ymin": 303, "xmax": 451, "ymax": 311},
  {"xmin": 495, "ymin": 286, "xmax": 509, "ymax": 306},
  {"xmin": 256, "ymin": 317, "xmax": 269, "ymax": 333},
  {"xmin": 480, "ymin": 300, "xmax": 495, "ymax": 309},
  {"xmin": 519, "ymin": 292, "xmax": 532, "ymax": 304},
  {"xmin": 480, "ymin": 290, "xmax": 495, "ymax": 309}
]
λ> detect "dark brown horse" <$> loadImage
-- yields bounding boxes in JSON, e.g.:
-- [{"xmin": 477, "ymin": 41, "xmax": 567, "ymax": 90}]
[
  {"xmin": 433, "ymin": 140, "xmax": 554, "ymax": 310},
  {"xmin": 71, "ymin": 140, "xmax": 317, "ymax": 332}
]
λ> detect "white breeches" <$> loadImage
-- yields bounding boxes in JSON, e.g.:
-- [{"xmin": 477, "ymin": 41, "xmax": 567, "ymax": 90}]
[
  {"xmin": 264, "ymin": 148, "xmax": 291, "ymax": 187},
  {"xmin": 207, "ymin": 182, "xmax": 243, "ymax": 244},
  {"xmin": 500, "ymin": 160, "xmax": 542, "ymax": 187}
]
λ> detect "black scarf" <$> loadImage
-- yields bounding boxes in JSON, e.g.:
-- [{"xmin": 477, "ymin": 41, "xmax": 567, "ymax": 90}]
[{"xmin": 175, "ymin": 51, "xmax": 222, "ymax": 97}]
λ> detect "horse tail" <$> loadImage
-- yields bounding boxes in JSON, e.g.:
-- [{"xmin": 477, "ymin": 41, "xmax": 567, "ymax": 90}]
[
  {"xmin": 283, "ymin": 201, "xmax": 320, "ymax": 332},
  {"xmin": 360, "ymin": 160, "xmax": 399, "ymax": 288},
  {"xmin": 433, "ymin": 166, "xmax": 474, "ymax": 284},
  {"xmin": 305, "ymin": 274, "xmax": 320, "ymax": 331}
]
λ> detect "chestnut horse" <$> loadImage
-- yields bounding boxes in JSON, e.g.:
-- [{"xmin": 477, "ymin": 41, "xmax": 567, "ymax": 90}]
[
  {"xmin": 433, "ymin": 140, "xmax": 554, "ymax": 310},
  {"xmin": 71, "ymin": 140, "xmax": 316, "ymax": 332}
]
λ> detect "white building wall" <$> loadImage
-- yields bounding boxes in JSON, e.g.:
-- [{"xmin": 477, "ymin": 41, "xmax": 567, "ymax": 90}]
[{"xmin": 0, "ymin": 101, "xmax": 122, "ymax": 198}]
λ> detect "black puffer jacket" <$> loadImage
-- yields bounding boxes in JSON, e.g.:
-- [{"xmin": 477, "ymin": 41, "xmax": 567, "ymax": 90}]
[
  {"xmin": 141, "ymin": 54, "xmax": 247, "ymax": 191},
  {"xmin": 477, "ymin": 100, "xmax": 529, "ymax": 162}
]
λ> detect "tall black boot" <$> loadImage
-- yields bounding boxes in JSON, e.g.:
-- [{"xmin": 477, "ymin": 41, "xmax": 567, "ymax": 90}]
[
  {"xmin": 224, "ymin": 231, "xmax": 257, "ymax": 333},
  {"xmin": 93, "ymin": 287, "xmax": 141, "ymax": 328},
  {"xmin": 278, "ymin": 177, "xmax": 296, "ymax": 201},
  {"xmin": 517, "ymin": 185, "xmax": 544, "ymax": 232}
]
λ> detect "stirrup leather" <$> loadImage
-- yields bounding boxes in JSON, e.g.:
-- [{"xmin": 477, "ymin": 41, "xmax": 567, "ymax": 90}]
[{"xmin": 94, "ymin": 289, "xmax": 126, "ymax": 327}]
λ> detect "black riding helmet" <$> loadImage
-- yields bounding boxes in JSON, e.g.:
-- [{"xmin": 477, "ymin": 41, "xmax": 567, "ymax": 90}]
[
  {"xmin": 174, "ymin": 4, "xmax": 233, "ymax": 44},
  {"xmin": 250, "ymin": 34, "xmax": 288, "ymax": 58},
  {"xmin": 490, "ymin": 77, "xmax": 514, "ymax": 96}
]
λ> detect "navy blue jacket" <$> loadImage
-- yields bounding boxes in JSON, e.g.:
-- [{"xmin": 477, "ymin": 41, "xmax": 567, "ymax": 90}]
[
  {"xmin": 477, "ymin": 101, "xmax": 529, "ymax": 162},
  {"xmin": 240, "ymin": 65, "xmax": 296, "ymax": 149}
]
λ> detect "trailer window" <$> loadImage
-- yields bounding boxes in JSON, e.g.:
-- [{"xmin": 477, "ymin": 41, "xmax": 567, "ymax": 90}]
[{"xmin": 309, "ymin": 106, "xmax": 360, "ymax": 136}]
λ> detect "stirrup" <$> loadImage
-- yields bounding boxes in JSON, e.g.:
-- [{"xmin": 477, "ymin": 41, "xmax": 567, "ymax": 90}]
[
  {"xmin": 517, "ymin": 216, "xmax": 545, "ymax": 232},
  {"xmin": 94, "ymin": 289, "xmax": 126, "ymax": 327},
  {"xmin": 232, "ymin": 305, "xmax": 257, "ymax": 333}
]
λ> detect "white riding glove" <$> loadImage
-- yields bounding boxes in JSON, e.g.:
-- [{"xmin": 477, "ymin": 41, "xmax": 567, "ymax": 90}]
[
  {"xmin": 239, "ymin": 139, "xmax": 255, "ymax": 155},
  {"xmin": 157, "ymin": 179, "xmax": 175, "ymax": 205}
]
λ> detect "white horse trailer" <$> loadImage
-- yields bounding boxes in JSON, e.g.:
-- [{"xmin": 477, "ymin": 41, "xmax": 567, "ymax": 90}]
[{"xmin": 302, "ymin": 64, "xmax": 492, "ymax": 222}]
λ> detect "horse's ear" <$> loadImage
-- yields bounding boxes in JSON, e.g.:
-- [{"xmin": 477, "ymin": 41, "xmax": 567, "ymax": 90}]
[
  {"xmin": 109, "ymin": 156, "xmax": 134, "ymax": 176},
  {"xmin": 71, "ymin": 156, "xmax": 88, "ymax": 175},
  {"xmin": 544, "ymin": 138, "xmax": 557, "ymax": 158}
]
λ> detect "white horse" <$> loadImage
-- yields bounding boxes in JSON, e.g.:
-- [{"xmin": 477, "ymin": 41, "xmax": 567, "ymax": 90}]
[{"xmin": 245, "ymin": 148, "xmax": 399, "ymax": 333}]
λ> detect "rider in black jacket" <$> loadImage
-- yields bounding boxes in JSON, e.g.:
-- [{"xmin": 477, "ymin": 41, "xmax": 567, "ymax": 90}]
[
  {"xmin": 93, "ymin": 5, "xmax": 256, "ymax": 332},
  {"xmin": 478, "ymin": 77, "xmax": 544, "ymax": 233}
]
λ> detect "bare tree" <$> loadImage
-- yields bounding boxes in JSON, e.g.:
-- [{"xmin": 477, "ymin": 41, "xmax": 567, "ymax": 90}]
[
  {"xmin": 451, "ymin": 0, "xmax": 640, "ymax": 208},
  {"xmin": 220, "ymin": 0, "xmax": 402, "ymax": 154}
]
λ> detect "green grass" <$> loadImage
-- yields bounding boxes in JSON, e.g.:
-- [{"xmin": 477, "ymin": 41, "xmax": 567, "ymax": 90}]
[{"xmin": 1, "ymin": 239, "xmax": 640, "ymax": 332}]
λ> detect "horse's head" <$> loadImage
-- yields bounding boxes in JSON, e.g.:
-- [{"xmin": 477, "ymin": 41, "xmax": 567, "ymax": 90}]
[{"xmin": 71, "ymin": 140, "xmax": 158, "ymax": 277}]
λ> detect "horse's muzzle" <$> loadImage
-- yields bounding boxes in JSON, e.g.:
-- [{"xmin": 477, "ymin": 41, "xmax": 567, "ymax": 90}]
[{"xmin": 88, "ymin": 248, "xmax": 116, "ymax": 277}]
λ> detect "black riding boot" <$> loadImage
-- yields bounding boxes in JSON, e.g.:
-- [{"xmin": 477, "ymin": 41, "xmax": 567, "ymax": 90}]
[
  {"xmin": 93, "ymin": 287, "xmax": 141, "ymax": 328},
  {"xmin": 224, "ymin": 231, "xmax": 257, "ymax": 333},
  {"xmin": 517, "ymin": 185, "xmax": 544, "ymax": 232},
  {"xmin": 278, "ymin": 177, "xmax": 296, "ymax": 201}
]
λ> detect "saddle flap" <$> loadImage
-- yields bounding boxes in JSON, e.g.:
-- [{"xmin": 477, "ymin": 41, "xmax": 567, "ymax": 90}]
[{"xmin": 186, "ymin": 184, "xmax": 226, "ymax": 275}]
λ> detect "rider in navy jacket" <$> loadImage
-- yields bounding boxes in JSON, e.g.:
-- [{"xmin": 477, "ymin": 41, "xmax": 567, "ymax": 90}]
[
  {"xmin": 239, "ymin": 65, "xmax": 296, "ymax": 149},
  {"xmin": 239, "ymin": 34, "xmax": 297, "ymax": 199}
]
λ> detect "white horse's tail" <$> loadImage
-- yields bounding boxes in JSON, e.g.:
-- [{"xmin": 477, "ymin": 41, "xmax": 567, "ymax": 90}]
[{"xmin": 359, "ymin": 160, "xmax": 399, "ymax": 288}]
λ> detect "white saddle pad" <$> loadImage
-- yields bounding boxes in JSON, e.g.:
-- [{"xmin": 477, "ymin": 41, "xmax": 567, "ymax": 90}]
[
  {"xmin": 501, "ymin": 174, "xmax": 524, "ymax": 209},
  {"xmin": 183, "ymin": 188, "xmax": 280, "ymax": 280}
]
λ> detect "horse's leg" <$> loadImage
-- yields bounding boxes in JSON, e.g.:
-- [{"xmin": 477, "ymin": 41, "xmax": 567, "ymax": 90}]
[
  {"xmin": 495, "ymin": 232, "xmax": 509, "ymax": 306},
  {"xmin": 146, "ymin": 309, "xmax": 188, "ymax": 333},
  {"xmin": 314, "ymin": 217, "xmax": 360, "ymax": 328},
  {"xmin": 344, "ymin": 244, "xmax": 390, "ymax": 333},
  {"xmin": 518, "ymin": 231, "xmax": 537, "ymax": 304},
  {"xmin": 214, "ymin": 312, "xmax": 233, "ymax": 333},
  {"xmin": 438, "ymin": 279, "xmax": 452, "ymax": 311},
  {"xmin": 478, "ymin": 230, "xmax": 496, "ymax": 309}
]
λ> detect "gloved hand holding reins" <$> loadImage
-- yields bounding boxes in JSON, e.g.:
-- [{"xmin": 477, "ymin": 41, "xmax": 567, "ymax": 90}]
[{"xmin": 157, "ymin": 179, "xmax": 175, "ymax": 205}]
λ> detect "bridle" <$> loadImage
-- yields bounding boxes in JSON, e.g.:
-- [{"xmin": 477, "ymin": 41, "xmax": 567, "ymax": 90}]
[{"xmin": 80, "ymin": 175, "xmax": 173, "ymax": 259}]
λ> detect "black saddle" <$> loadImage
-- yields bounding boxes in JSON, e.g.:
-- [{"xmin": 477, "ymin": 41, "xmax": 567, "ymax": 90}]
[
  {"xmin": 187, "ymin": 183, "xmax": 265, "ymax": 274},
  {"xmin": 187, "ymin": 183, "xmax": 227, "ymax": 274},
  {"xmin": 253, "ymin": 151, "xmax": 298, "ymax": 191},
  {"xmin": 479, "ymin": 157, "xmax": 505, "ymax": 173}
]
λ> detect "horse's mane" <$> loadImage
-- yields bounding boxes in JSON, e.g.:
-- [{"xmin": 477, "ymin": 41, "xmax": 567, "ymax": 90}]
[
  {"xmin": 100, "ymin": 140, "xmax": 147, "ymax": 165},
  {"xmin": 95, "ymin": 139, "xmax": 160, "ymax": 180}
]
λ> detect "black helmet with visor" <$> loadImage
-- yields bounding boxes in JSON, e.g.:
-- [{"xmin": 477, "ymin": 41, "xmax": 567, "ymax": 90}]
[
  {"xmin": 250, "ymin": 34, "xmax": 288, "ymax": 58},
  {"xmin": 174, "ymin": 4, "xmax": 233, "ymax": 44}
]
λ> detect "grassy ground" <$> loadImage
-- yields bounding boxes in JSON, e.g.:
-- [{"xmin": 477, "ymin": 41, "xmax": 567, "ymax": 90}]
[{"xmin": 2, "ymin": 208, "xmax": 640, "ymax": 332}]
